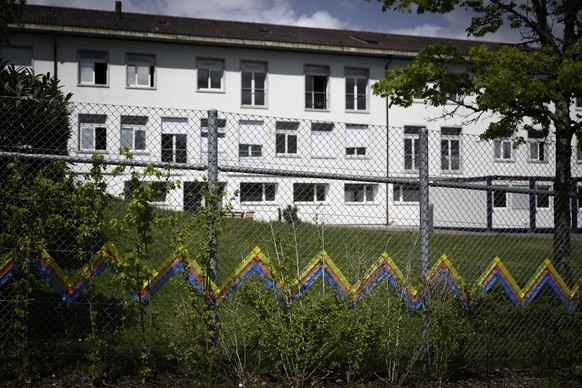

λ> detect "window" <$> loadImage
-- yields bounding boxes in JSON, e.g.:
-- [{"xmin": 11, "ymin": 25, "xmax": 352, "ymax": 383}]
[
  {"xmin": 511, "ymin": 187, "xmax": 529, "ymax": 210},
  {"xmin": 161, "ymin": 118, "xmax": 188, "ymax": 163},
  {"xmin": 394, "ymin": 183, "xmax": 420, "ymax": 203},
  {"xmin": 494, "ymin": 130, "xmax": 514, "ymax": 160},
  {"xmin": 404, "ymin": 126, "xmax": 421, "ymax": 170},
  {"xmin": 239, "ymin": 120, "xmax": 263, "ymax": 159},
  {"xmin": 241, "ymin": 61, "xmax": 266, "ymax": 106},
  {"xmin": 493, "ymin": 188, "xmax": 507, "ymax": 208},
  {"xmin": 79, "ymin": 51, "xmax": 108, "ymax": 85},
  {"xmin": 197, "ymin": 59, "xmax": 223, "ymax": 90},
  {"xmin": 345, "ymin": 68, "xmax": 368, "ymax": 111},
  {"xmin": 240, "ymin": 182, "xmax": 276, "ymax": 202},
  {"xmin": 201, "ymin": 118, "xmax": 227, "ymax": 163},
  {"xmin": 305, "ymin": 65, "xmax": 328, "ymax": 110},
  {"xmin": 276, "ymin": 121, "xmax": 298, "ymax": 155},
  {"xmin": 0, "ymin": 46, "xmax": 32, "ymax": 68},
  {"xmin": 79, "ymin": 114, "xmax": 107, "ymax": 151},
  {"xmin": 124, "ymin": 181, "xmax": 168, "ymax": 202},
  {"xmin": 311, "ymin": 122, "xmax": 334, "ymax": 158},
  {"xmin": 528, "ymin": 131, "xmax": 546, "ymax": 162},
  {"xmin": 346, "ymin": 124, "xmax": 367, "ymax": 156},
  {"xmin": 120, "ymin": 115, "xmax": 147, "ymax": 151},
  {"xmin": 293, "ymin": 183, "xmax": 327, "ymax": 202},
  {"xmin": 441, "ymin": 127, "xmax": 461, "ymax": 171},
  {"xmin": 576, "ymin": 97, "xmax": 582, "ymax": 109},
  {"xmin": 536, "ymin": 185, "xmax": 551, "ymax": 208},
  {"xmin": 345, "ymin": 184, "xmax": 375, "ymax": 203},
  {"xmin": 127, "ymin": 54, "xmax": 155, "ymax": 88}
]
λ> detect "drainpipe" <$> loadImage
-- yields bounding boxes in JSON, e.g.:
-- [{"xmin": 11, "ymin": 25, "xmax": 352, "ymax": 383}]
[{"xmin": 52, "ymin": 32, "xmax": 57, "ymax": 79}]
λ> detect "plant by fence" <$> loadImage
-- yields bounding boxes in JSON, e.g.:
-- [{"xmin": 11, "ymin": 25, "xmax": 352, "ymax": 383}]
[{"xmin": 0, "ymin": 96, "xmax": 581, "ymax": 383}]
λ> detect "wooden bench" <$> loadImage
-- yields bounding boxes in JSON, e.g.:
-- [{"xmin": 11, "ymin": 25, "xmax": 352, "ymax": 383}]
[{"xmin": 223, "ymin": 211, "xmax": 254, "ymax": 220}]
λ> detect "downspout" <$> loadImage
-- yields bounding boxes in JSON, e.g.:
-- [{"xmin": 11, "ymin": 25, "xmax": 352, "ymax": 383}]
[
  {"xmin": 52, "ymin": 32, "xmax": 57, "ymax": 79},
  {"xmin": 384, "ymin": 58, "xmax": 392, "ymax": 226}
]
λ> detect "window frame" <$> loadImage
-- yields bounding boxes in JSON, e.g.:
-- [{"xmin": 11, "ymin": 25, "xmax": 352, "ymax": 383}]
[
  {"xmin": 345, "ymin": 68, "xmax": 368, "ymax": 112},
  {"xmin": 311, "ymin": 122, "xmax": 334, "ymax": 158},
  {"xmin": 305, "ymin": 65, "xmax": 329, "ymax": 110},
  {"xmin": 393, "ymin": 183, "xmax": 420, "ymax": 203},
  {"xmin": 241, "ymin": 61, "xmax": 267, "ymax": 107},
  {"xmin": 126, "ymin": 54, "xmax": 156, "ymax": 88},
  {"xmin": 240, "ymin": 182, "xmax": 277, "ymax": 203},
  {"xmin": 120, "ymin": 115, "xmax": 147, "ymax": 152},
  {"xmin": 345, "ymin": 183, "xmax": 376, "ymax": 203},
  {"xmin": 293, "ymin": 183, "xmax": 327, "ymax": 203},
  {"xmin": 493, "ymin": 188, "xmax": 507, "ymax": 208},
  {"xmin": 0, "ymin": 46, "xmax": 32, "ymax": 69},
  {"xmin": 493, "ymin": 130, "xmax": 514, "ymax": 161},
  {"xmin": 275, "ymin": 121, "xmax": 299, "ymax": 156},
  {"xmin": 78, "ymin": 50, "xmax": 109, "ymax": 86},
  {"xmin": 536, "ymin": 185, "xmax": 551, "ymax": 209},
  {"xmin": 404, "ymin": 126, "xmax": 422, "ymax": 171},
  {"xmin": 124, "ymin": 181, "xmax": 169, "ymax": 203},
  {"xmin": 79, "ymin": 114, "xmax": 107, "ymax": 152},
  {"xmin": 197, "ymin": 58, "xmax": 224, "ymax": 91},
  {"xmin": 528, "ymin": 131, "xmax": 546, "ymax": 163},
  {"xmin": 238, "ymin": 120, "xmax": 264, "ymax": 159},
  {"xmin": 345, "ymin": 123, "xmax": 368, "ymax": 157},
  {"xmin": 440, "ymin": 127, "xmax": 461, "ymax": 172},
  {"xmin": 161, "ymin": 133, "xmax": 187, "ymax": 163}
]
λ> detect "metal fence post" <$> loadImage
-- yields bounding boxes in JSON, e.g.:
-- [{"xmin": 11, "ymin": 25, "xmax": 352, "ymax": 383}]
[
  {"xmin": 207, "ymin": 109, "xmax": 219, "ymax": 346},
  {"xmin": 419, "ymin": 127, "xmax": 430, "ymax": 276}
]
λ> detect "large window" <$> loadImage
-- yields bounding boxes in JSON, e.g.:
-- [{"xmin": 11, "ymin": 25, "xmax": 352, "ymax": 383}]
[
  {"xmin": 311, "ymin": 122, "xmax": 334, "ymax": 158},
  {"xmin": 536, "ymin": 185, "xmax": 551, "ymax": 209},
  {"xmin": 241, "ymin": 61, "xmax": 266, "ymax": 106},
  {"xmin": 79, "ymin": 50, "xmax": 108, "ymax": 85},
  {"xmin": 441, "ymin": 127, "xmax": 461, "ymax": 171},
  {"xmin": 79, "ymin": 114, "xmax": 107, "ymax": 151},
  {"xmin": 240, "ymin": 182, "xmax": 276, "ymax": 202},
  {"xmin": 345, "ymin": 68, "xmax": 368, "ymax": 111},
  {"xmin": 120, "ymin": 115, "xmax": 147, "ymax": 151},
  {"xmin": 493, "ymin": 188, "xmax": 507, "ymax": 208},
  {"xmin": 345, "ymin": 184, "xmax": 375, "ymax": 203},
  {"xmin": 0, "ymin": 46, "xmax": 32, "ymax": 68},
  {"xmin": 494, "ymin": 130, "xmax": 514, "ymax": 161},
  {"xmin": 197, "ymin": 59, "xmax": 224, "ymax": 91},
  {"xmin": 346, "ymin": 124, "xmax": 367, "ymax": 156},
  {"xmin": 394, "ymin": 183, "xmax": 420, "ymax": 203},
  {"xmin": 127, "ymin": 54, "xmax": 155, "ymax": 88},
  {"xmin": 161, "ymin": 118, "xmax": 188, "ymax": 163},
  {"xmin": 293, "ymin": 183, "xmax": 327, "ymax": 202},
  {"xmin": 404, "ymin": 126, "xmax": 421, "ymax": 170},
  {"xmin": 276, "ymin": 121, "xmax": 298, "ymax": 155},
  {"xmin": 528, "ymin": 131, "xmax": 546, "ymax": 162},
  {"xmin": 305, "ymin": 65, "xmax": 328, "ymax": 110},
  {"xmin": 239, "ymin": 120, "xmax": 263, "ymax": 159}
]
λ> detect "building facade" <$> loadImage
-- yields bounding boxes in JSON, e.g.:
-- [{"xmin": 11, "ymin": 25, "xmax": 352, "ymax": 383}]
[{"xmin": 3, "ymin": 3, "xmax": 582, "ymax": 229}]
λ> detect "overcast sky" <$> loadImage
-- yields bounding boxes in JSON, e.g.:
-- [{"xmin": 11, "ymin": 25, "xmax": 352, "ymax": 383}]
[{"xmin": 25, "ymin": 0, "xmax": 521, "ymax": 43}]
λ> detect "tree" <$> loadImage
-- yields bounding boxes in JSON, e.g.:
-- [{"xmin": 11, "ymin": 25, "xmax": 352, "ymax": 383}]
[{"xmin": 371, "ymin": 0, "xmax": 582, "ymax": 284}]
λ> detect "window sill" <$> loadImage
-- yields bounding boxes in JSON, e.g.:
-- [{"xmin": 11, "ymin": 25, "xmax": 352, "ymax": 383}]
[
  {"xmin": 311, "ymin": 156, "xmax": 336, "ymax": 160},
  {"xmin": 276, "ymin": 154, "xmax": 301, "ymax": 158},
  {"xmin": 304, "ymin": 108, "xmax": 330, "ymax": 112},
  {"xmin": 77, "ymin": 83, "xmax": 109, "ymax": 88},
  {"xmin": 197, "ymin": 88, "xmax": 225, "ymax": 94},
  {"xmin": 241, "ymin": 104, "xmax": 268, "ymax": 110},
  {"xmin": 345, "ymin": 201, "xmax": 377, "ymax": 205},
  {"xmin": 77, "ymin": 150, "xmax": 109, "ymax": 154},
  {"xmin": 240, "ymin": 202, "xmax": 276, "ymax": 206},
  {"xmin": 293, "ymin": 202, "xmax": 327, "ymax": 205},
  {"xmin": 440, "ymin": 169, "xmax": 463, "ymax": 174},
  {"xmin": 345, "ymin": 109, "xmax": 370, "ymax": 114},
  {"xmin": 393, "ymin": 201, "xmax": 419, "ymax": 205},
  {"xmin": 126, "ymin": 85, "xmax": 157, "ymax": 90},
  {"xmin": 346, "ymin": 155, "xmax": 369, "ymax": 160},
  {"xmin": 527, "ymin": 160, "xmax": 548, "ymax": 164}
]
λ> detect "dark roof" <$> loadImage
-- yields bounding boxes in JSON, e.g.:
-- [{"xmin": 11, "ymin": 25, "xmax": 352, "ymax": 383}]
[{"xmin": 14, "ymin": 4, "xmax": 506, "ymax": 56}]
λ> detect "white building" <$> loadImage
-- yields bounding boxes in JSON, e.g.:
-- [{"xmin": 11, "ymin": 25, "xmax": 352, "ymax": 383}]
[{"xmin": 3, "ymin": 2, "xmax": 581, "ymax": 230}]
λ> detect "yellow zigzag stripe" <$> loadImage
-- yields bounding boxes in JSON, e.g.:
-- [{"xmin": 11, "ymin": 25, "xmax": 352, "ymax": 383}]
[{"xmin": 1, "ymin": 242, "xmax": 581, "ymax": 309}]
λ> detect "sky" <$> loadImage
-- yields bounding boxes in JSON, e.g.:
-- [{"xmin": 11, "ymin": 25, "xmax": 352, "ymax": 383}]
[{"xmin": 25, "ymin": 0, "xmax": 522, "ymax": 43}]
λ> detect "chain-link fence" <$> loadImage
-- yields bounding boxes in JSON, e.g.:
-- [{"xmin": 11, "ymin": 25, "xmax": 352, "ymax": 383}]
[{"xmin": 1, "ymin": 95, "xmax": 581, "ymax": 380}]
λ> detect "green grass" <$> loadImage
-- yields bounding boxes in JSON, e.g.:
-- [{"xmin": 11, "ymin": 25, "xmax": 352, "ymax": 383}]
[{"xmin": 100, "ymin": 200, "xmax": 582, "ymax": 288}]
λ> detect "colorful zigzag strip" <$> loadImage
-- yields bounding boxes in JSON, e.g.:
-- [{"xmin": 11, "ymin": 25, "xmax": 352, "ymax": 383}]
[{"xmin": 0, "ymin": 243, "xmax": 581, "ymax": 309}]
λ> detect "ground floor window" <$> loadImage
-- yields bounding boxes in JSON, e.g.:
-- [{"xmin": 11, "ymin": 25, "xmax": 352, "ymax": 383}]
[
  {"xmin": 124, "ymin": 181, "xmax": 168, "ymax": 202},
  {"xmin": 394, "ymin": 184, "xmax": 419, "ymax": 203},
  {"xmin": 293, "ymin": 183, "xmax": 327, "ymax": 202},
  {"xmin": 240, "ymin": 182, "xmax": 276, "ymax": 202},
  {"xmin": 345, "ymin": 184, "xmax": 375, "ymax": 203}
]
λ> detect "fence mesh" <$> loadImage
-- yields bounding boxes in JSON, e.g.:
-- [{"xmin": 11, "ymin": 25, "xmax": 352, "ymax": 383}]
[{"xmin": 1, "ymin": 95, "xmax": 581, "ymax": 378}]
